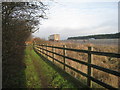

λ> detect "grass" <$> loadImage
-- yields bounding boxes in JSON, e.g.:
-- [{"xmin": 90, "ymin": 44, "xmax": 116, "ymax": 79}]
[
  {"xmin": 24, "ymin": 46, "xmax": 41, "ymax": 88},
  {"xmin": 24, "ymin": 45, "xmax": 75, "ymax": 88}
]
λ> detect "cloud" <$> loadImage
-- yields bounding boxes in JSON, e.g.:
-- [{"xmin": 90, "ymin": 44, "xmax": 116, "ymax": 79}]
[
  {"xmin": 53, "ymin": 0, "xmax": 119, "ymax": 3},
  {"xmin": 33, "ymin": 2, "xmax": 118, "ymax": 40}
]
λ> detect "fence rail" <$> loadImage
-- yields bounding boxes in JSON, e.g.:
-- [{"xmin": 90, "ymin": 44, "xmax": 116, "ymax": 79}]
[{"xmin": 33, "ymin": 44, "xmax": 120, "ymax": 89}]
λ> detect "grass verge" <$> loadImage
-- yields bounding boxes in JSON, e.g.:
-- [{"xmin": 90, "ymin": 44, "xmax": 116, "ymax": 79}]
[
  {"xmin": 24, "ymin": 45, "xmax": 41, "ymax": 88},
  {"xmin": 24, "ymin": 45, "xmax": 75, "ymax": 88}
]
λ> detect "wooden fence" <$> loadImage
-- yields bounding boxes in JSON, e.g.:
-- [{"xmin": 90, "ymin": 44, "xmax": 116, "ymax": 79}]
[{"xmin": 33, "ymin": 44, "xmax": 120, "ymax": 89}]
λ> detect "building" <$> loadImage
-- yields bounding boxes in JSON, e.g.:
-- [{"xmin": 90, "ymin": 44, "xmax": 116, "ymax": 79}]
[{"xmin": 48, "ymin": 34, "xmax": 60, "ymax": 41}]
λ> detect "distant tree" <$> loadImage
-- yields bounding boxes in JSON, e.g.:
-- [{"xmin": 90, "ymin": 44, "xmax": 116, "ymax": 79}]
[{"xmin": 68, "ymin": 32, "xmax": 120, "ymax": 40}]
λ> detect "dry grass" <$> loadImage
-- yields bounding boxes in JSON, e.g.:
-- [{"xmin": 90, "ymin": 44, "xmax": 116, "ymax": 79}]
[{"xmin": 34, "ymin": 39, "xmax": 119, "ymax": 88}]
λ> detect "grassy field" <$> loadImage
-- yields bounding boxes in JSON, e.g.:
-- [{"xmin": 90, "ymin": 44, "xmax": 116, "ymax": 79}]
[{"xmin": 24, "ymin": 45, "xmax": 75, "ymax": 88}]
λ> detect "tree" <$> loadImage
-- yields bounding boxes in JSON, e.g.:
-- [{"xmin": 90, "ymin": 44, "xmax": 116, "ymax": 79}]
[
  {"xmin": 2, "ymin": 2, "xmax": 48, "ymax": 59},
  {"xmin": 2, "ymin": 2, "xmax": 48, "ymax": 88}
]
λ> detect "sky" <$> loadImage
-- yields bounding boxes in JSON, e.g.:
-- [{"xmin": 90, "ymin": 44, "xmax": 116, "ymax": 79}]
[{"xmin": 32, "ymin": 0, "xmax": 119, "ymax": 40}]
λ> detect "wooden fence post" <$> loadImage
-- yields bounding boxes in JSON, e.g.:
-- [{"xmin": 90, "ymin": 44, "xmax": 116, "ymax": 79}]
[
  {"xmin": 40, "ymin": 44, "xmax": 41, "ymax": 53},
  {"xmin": 42, "ymin": 44, "xmax": 45, "ymax": 55},
  {"xmin": 40, "ymin": 44, "xmax": 42, "ymax": 54},
  {"xmin": 63, "ymin": 45, "xmax": 66, "ymax": 71},
  {"xmin": 52, "ymin": 45, "xmax": 55, "ymax": 63},
  {"xmin": 42, "ymin": 45, "xmax": 43, "ymax": 54},
  {"xmin": 33, "ymin": 41, "xmax": 34, "ymax": 47},
  {"xmin": 46, "ymin": 44, "xmax": 48, "ymax": 58},
  {"xmin": 87, "ymin": 46, "xmax": 93, "ymax": 88}
]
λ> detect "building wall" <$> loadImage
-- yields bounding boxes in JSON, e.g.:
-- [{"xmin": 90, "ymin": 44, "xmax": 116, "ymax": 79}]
[
  {"xmin": 54, "ymin": 34, "xmax": 60, "ymax": 41},
  {"xmin": 48, "ymin": 34, "xmax": 60, "ymax": 41}
]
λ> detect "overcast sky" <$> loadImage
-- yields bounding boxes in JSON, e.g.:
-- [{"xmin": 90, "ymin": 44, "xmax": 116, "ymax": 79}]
[{"xmin": 32, "ymin": 0, "xmax": 119, "ymax": 40}]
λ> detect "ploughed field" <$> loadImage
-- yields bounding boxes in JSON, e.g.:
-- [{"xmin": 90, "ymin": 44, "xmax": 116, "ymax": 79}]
[
  {"xmin": 65, "ymin": 39, "xmax": 119, "ymax": 46},
  {"xmin": 36, "ymin": 38, "xmax": 119, "ymax": 88}
]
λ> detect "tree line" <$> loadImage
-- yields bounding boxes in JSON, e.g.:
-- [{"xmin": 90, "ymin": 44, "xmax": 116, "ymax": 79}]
[{"xmin": 68, "ymin": 32, "xmax": 120, "ymax": 40}]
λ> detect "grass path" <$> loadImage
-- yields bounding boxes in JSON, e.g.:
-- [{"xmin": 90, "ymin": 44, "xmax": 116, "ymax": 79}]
[
  {"xmin": 31, "ymin": 51, "xmax": 50, "ymax": 88},
  {"xmin": 24, "ymin": 45, "xmax": 41, "ymax": 88},
  {"xmin": 24, "ymin": 45, "xmax": 75, "ymax": 88}
]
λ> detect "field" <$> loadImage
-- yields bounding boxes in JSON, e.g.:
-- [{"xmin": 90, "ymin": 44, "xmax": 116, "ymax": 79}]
[
  {"xmin": 65, "ymin": 39, "xmax": 119, "ymax": 46},
  {"xmin": 35, "ymin": 38, "xmax": 119, "ymax": 88}
]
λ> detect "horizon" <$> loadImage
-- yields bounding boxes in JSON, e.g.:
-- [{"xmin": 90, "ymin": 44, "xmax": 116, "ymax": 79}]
[
  {"xmin": 32, "ymin": 1, "xmax": 119, "ymax": 40},
  {"xmin": 67, "ymin": 32, "xmax": 119, "ymax": 38}
]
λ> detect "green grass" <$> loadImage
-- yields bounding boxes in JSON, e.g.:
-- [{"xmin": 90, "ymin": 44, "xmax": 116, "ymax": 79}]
[
  {"xmin": 24, "ymin": 45, "xmax": 76, "ymax": 88},
  {"xmin": 24, "ymin": 46, "xmax": 41, "ymax": 88}
]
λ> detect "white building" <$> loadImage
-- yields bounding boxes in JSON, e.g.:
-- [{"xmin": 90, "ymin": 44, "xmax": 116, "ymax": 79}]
[{"xmin": 48, "ymin": 34, "xmax": 60, "ymax": 41}]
